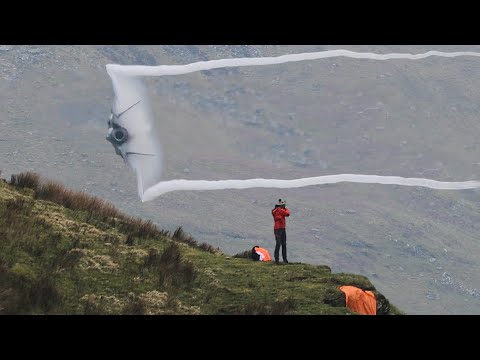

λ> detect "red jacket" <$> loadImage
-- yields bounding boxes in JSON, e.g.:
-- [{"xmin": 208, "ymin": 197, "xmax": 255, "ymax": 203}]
[{"xmin": 272, "ymin": 207, "xmax": 290, "ymax": 229}]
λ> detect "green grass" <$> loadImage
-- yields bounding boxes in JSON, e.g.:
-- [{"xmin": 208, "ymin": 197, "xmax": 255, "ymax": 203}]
[{"xmin": 0, "ymin": 173, "xmax": 402, "ymax": 315}]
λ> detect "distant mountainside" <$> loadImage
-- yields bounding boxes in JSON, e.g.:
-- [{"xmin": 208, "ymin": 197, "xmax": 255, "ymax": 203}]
[
  {"xmin": 0, "ymin": 45, "xmax": 479, "ymax": 314},
  {"xmin": 0, "ymin": 173, "xmax": 401, "ymax": 314}
]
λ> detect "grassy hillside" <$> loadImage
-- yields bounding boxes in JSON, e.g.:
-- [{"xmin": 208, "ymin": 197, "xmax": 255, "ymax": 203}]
[{"xmin": 0, "ymin": 172, "xmax": 401, "ymax": 315}]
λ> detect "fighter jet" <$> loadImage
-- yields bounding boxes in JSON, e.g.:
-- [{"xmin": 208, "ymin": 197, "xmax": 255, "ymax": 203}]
[{"xmin": 106, "ymin": 100, "xmax": 154, "ymax": 160}]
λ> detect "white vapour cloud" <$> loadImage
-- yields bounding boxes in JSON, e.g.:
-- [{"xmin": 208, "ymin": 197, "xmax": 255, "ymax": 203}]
[
  {"xmin": 106, "ymin": 72, "xmax": 163, "ymax": 196},
  {"xmin": 107, "ymin": 49, "xmax": 480, "ymax": 77},
  {"xmin": 141, "ymin": 175, "xmax": 480, "ymax": 201},
  {"xmin": 106, "ymin": 48, "xmax": 480, "ymax": 202}
]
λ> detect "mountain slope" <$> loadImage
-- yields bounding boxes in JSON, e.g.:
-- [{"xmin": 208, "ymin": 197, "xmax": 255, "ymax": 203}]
[
  {"xmin": 1, "ymin": 45, "xmax": 479, "ymax": 314},
  {"xmin": 0, "ymin": 173, "xmax": 400, "ymax": 315}
]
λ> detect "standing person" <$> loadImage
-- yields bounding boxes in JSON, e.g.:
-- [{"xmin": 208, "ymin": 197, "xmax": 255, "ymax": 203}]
[{"xmin": 272, "ymin": 199, "xmax": 290, "ymax": 264}]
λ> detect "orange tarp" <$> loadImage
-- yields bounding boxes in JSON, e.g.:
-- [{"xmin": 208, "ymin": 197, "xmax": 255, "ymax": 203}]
[
  {"xmin": 254, "ymin": 247, "xmax": 272, "ymax": 261},
  {"xmin": 339, "ymin": 285, "xmax": 377, "ymax": 315}
]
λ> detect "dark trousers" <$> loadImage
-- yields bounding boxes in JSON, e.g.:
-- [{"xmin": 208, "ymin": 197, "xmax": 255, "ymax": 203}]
[{"xmin": 274, "ymin": 228, "xmax": 287, "ymax": 262}]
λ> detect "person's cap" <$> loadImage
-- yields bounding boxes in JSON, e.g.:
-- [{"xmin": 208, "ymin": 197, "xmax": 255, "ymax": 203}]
[{"xmin": 276, "ymin": 199, "xmax": 286, "ymax": 206}]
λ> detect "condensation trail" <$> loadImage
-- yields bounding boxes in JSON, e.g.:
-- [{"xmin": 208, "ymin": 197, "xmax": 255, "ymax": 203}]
[
  {"xmin": 105, "ymin": 48, "xmax": 480, "ymax": 202},
  {"xmin": 106, "ymin": 49, "xmax": 480, "ymax": 77},
  {"xmin": 141, "ymin": 175, "xmax": 480, "ymax": 201}
]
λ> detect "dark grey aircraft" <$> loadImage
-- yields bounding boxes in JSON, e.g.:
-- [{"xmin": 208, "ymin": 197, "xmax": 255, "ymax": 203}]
[{"xmin": 106, "ymin": 100, "xmax": 154, "ymax": 160}]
